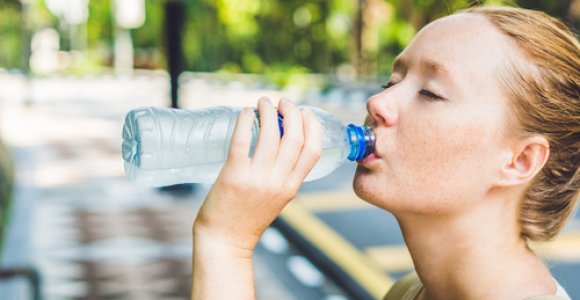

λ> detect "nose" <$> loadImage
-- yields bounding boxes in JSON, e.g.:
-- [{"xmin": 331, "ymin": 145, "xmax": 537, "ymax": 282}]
[{"xmin": 366, "ymin": 91, "xmax": 399, "ymax": 127}]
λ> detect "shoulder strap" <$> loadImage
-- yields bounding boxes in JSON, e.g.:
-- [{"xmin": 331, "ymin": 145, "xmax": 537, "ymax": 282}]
[
  {"xmin": 525, "ymin": 296, "xmax": 569, "ymax": 300},
  {"xmin": 384, "ymin": 273, "xmax": 569, "ymax": 300},
  {"xmin": 383, "ymin": 272, "xmax": 422, "ymax": 300}
]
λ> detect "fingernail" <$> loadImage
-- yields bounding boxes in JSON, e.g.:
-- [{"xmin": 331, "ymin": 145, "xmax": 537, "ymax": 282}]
[{"xmin": 259, "ymin": 97, "xmax": 271, "ymax": 105}]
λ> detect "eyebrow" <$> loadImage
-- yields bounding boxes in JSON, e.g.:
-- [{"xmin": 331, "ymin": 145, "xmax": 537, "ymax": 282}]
[
  {"xmin": 392, "ymin": 56, "xmax": 453, "ymax": 83},
  {"xmin": 392, "ymin": 56, "xmax": 407, "ymax": 73},
  {"xmin": 393, "ymin": 56, "xmax": 450, "ymax": 73}
]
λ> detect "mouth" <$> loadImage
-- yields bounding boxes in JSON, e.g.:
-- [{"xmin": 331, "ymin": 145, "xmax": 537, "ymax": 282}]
[
  {"xmin": 360, "ymin": 131, "xmax": 382, "ymax": 165},
  {"xmin": 369, "ymin": 126, "xmax": 381, "ymax": 159},
  {"xmin": 357, "ymin": 119, "xmax": 381, "ymax": 163},
  {"xmin": 358, "ymin": 152, "xmax": 380, "ymax": 165}
]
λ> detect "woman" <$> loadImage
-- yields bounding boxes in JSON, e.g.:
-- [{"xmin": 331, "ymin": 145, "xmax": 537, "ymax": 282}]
[{"xmin": 191, "ymin": 6, "xmax": 579, "ymax": 300}]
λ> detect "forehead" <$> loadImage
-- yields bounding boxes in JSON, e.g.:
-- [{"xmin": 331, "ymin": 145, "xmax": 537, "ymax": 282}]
[{"xmin": 398, "ymin": 13, "xmax": 516, "ymax": 87}]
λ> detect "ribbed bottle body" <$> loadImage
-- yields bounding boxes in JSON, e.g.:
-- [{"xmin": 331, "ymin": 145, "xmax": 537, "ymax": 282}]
[{"xmin": 122, "ymin": 106, "xmax": 352, "ymax": 186}]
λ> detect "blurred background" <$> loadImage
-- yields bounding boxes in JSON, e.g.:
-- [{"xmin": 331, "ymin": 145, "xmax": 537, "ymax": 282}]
[{"xmin": 0, "ymin": 0, "xmax": 578, "ymax": 299}]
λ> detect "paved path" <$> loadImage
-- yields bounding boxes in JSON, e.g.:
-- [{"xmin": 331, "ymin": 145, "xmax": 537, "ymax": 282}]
[
  {"xmin": 0, "ymin": 72, "xmax": 578, "ymax": 299},
  {"xmin": 0, "ymin": 72, "xmax": 358, "ymax": 299}
]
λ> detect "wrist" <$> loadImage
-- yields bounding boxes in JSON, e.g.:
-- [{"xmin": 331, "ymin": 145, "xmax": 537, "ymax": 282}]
[
  {"xmin": 193, "ymin": 222, "xmax": 257, "ymax": 259},
  {"xmin": 191, "ymin": 224, "xmax": 256, "ymax": 300}
]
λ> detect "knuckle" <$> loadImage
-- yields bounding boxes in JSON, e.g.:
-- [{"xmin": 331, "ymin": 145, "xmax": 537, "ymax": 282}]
[
  {"xmin": 229, "ymin": 139, "xmax": 247, "ymax": 152},
  {"xmin": 228, "ymin": 143, "xmax": 239, "ymax": 153},
  {"xmin": 285, "ymin": 183, "xmax": 301, "ymax": 198},
  {"xmin": 275, "ymin": 187, "xmax": 293, "ymax": 201},
  {"xmin": 287, "ymin": 133, "xmax": 305, "ymax": 146},
  {"xmin": 304, "ymin": 143, "xmax": 322, "ymax": 160},
  {"xmin": 270, "ymin": 181, "xmax": 292, "ymax": 196}
]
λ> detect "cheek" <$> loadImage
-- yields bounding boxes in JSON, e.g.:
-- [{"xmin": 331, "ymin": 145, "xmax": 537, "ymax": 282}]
[
  {"xmin": 353, "ymin": 107, "xmax": 506, "ymax": 214},
  {"xmin": 393, "ymin": 117, "xmax": 499, "ymax": 207}
]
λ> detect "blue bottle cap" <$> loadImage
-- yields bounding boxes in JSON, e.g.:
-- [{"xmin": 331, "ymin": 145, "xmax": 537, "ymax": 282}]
[{"xmin": 346, "ymin": 124, "xmax": 376, "ymax": 161}]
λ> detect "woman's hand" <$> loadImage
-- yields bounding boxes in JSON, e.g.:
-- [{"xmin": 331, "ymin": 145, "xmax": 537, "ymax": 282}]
[
  {"xmin": 191, "ymin": 98, "xmax": 322, "ymax": 299},
  {"xmin": 193, "ymin": 97, "xmax": 322, "ymax": 252}
]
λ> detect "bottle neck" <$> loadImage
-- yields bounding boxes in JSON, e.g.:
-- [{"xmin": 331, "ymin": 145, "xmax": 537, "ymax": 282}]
[{"xmin": 346, "ymin": 124, "xmax": 376, "ymax": 161}]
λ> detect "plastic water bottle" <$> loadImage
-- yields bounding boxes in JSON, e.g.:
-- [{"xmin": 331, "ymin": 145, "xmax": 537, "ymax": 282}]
[{"xmin": 122, "ymin": 106, "xmax": 375, "ymax": 187}]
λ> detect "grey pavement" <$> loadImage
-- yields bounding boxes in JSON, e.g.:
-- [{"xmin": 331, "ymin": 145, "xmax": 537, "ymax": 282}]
[
  {"xmin": 0, "ymin": 72, "xmax": 578, "ymax": 299},
  {"xmin": 0, "ymin": 71, "xmax": 364, "ymax": 299}
]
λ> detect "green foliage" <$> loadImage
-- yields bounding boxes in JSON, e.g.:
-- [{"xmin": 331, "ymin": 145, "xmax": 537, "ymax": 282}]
[
  {"xmin": 0, "ymin": 4, "xmax": 21, "ymax": 69},
  {"xmin": 263, "ymin": 64, "xmax": 312, "ymax": 88},
  {"xmin": 0, "ymin": 139, "xmax": 14, "ymax": 253},
  {"xmin": 182, "ymin": 0, "xmax": 345, "ymax": 76},
  {"xmin": 0, "ymin": 0, "xmax": 576, "ymax": 82},
  {"xmin": 84, "ymin": 0, "xmax": 113, "ymax": 67}
]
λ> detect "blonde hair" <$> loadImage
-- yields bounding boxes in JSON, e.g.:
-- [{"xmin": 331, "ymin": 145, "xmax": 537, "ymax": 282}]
[{"xmin": 463, "ymin": 6, "xmax": 580, "ymax": 241}]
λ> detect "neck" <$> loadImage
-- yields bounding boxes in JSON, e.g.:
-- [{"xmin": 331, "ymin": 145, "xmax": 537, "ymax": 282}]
[{"xmin": 397, "ymin": 190, "xmax": 554, "ymax": 299}]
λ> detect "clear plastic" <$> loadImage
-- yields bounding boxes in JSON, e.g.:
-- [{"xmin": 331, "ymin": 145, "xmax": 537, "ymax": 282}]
[{"xmin": 122, "ymin": 106, "xmax": 373, "ymax": 187}]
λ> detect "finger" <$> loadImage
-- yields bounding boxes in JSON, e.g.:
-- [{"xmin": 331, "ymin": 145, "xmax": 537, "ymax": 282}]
[
  {"xmin": 226, "ymin": 107, "xmax": 255, "ymax": 166},
  {"xmin": 252, "ymin": 97, "xmax": 281, "ymax": 164},
  {"xmin": 291, "ymin": 108, "xmax": 322, "ymax": 182},
  {"xmin": 276, "ymin": 98, "xmax": 304, "ymax": 175}
]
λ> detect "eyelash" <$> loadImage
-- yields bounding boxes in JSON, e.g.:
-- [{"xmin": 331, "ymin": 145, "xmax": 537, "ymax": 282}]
[
  {"xmin": 419, "ymin": 89, "xmax": 443, "ymax": 101},
  {"xmin": 381, "ymin": 82, "xmax": 395, "ymax": 90},
  {"xmin": 381, "ymin": 81, "xmax": 444, "ymax": 101}
]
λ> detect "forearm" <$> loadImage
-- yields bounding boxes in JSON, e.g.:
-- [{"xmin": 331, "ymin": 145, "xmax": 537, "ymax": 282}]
[{"xmin": 191, "ymin": 228, "xmax": 256, "ymax": 300}]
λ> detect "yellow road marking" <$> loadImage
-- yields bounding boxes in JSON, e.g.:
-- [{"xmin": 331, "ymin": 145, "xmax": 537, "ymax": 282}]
[
  {"xmin": 296, "ymin": 189, "xmax": 374, "ymax": 212},
  {"xmin": 280, "ymin": 201, "xmax": 394, "ymax": 298},
  {"xmin": 365, "ymin": 245, "xmax": 415, "ymax": 273}
]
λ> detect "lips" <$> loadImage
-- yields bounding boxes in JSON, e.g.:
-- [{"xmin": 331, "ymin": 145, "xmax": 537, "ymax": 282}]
[
  {"xmin": 360, "ymin": 120, "xmax": 382, "ymax": 162},
  {"xmin": 358, "ymin": 152, "xmax": 378, "ymax": 164},
  {"xmin": 370, "ymin": 130, "xmax": 381, "ymax": 159}
]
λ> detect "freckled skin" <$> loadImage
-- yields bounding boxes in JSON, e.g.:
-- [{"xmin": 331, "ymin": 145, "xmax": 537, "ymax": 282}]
[{"xmin": 353, "ymin": 14, "xmax": 515, "ymax": 216}]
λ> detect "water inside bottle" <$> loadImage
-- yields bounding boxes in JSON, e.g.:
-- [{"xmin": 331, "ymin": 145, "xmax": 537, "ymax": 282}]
[
  {"xmin": 125, "ymin": 145, "xmax": 349, "ymax": 186},
  {"xmin": 304, "ymin": 146, "xmax": 350, "ymax": 181}
]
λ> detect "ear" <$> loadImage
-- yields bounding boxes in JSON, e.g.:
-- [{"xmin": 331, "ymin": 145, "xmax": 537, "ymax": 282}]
[{"xmin": 497, "ymin": 135, "xmax": 550, "ymax": 187}]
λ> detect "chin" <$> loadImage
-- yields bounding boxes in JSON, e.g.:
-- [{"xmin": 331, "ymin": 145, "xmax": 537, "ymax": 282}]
[{"xmin": 353, "ymin": 166, "xmax": 390, "ymax": 210}]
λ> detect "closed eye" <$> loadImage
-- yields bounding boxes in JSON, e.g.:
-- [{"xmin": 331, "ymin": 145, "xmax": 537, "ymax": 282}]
[
  {"xmin": 381, "ymin": 81, "xmax": 395, "ymax": 90},
  {"xmin": 419, "ymin": 89, "xmax": 444, "ymax": 101}
]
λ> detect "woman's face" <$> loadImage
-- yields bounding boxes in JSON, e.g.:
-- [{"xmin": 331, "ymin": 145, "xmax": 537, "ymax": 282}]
[{"xmin": 353, "ymin": 13, "xmax": 518, "ymax": 215}]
